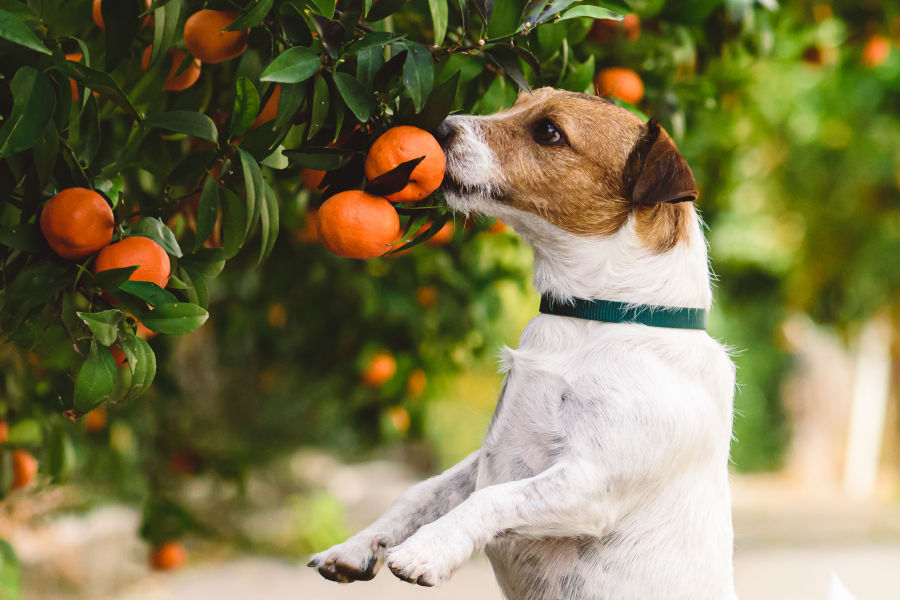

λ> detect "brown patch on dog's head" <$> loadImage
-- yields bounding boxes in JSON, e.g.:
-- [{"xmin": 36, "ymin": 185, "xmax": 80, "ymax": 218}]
[{"xmin": 478, "ymin": 88, "xmax": 697, "ymax": 252}]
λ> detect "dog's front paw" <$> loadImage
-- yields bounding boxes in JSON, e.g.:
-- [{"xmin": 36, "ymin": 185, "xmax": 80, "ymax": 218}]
[
  {"xmin": 307, "ymin": 534, "xmax": 387, "ymax": 583},
  {"xmin": 386, "ymin": 527, "xmax": 466, "ymax": 587}
]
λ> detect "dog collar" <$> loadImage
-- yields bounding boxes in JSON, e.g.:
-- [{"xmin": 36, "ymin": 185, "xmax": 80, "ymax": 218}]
[{"xmin": 539, "ymin": 296, "xmax": 707, "ymax": 330}]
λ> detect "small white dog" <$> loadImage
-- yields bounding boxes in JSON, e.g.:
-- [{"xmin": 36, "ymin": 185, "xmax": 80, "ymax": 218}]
[{"xmin": 309, "ymin": 88, "xmax": 738, "ymax": 599}]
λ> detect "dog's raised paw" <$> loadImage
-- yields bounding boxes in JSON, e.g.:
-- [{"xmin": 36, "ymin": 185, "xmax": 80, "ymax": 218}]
[
  {"xmin": 307, "ymin": 536, "xmax": 385, "ymax": 583},
  {"xmin": 385, "ymin": 544, "xmax": 448, "ymax": 587}
]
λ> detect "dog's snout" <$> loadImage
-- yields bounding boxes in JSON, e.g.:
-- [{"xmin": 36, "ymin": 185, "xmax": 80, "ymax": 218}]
[{"xmin": 434, "ymin": 120, "xmax": 457, "ymax": 148}]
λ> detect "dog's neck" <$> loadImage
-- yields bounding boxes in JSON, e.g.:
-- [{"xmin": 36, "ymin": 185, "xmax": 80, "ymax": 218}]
[{"xmin": 504, "ymin": 207, "xmax": 713, "ymax": 310}]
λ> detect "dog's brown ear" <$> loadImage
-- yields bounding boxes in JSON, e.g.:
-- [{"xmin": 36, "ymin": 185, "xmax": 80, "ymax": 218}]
[{"xmin": 623, "ymin": 120, "xmax": 698, "ymax": 205}]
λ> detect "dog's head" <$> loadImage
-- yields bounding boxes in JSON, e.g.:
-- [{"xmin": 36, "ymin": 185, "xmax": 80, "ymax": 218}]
[{"xmin": 437, "ymin": 87, "xmax": 698, "ymax": 254}]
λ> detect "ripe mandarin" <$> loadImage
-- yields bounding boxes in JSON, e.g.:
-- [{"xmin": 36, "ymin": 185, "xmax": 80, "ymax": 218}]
[
  {"xmin": 364, "ymin": 126, "xmax": 446, "ymax": 203},
  {"xmin": 316, "ymin": 191, "xmax": 400, "ymax": 259},
  {"xmin": 94, "ymin": 236, "xmax": 171, "ymax": 289},
  {"xmin": 40, "ymin": 188, "xmax": 115, "ymax": 260},
  {"xmin": 141, "ymin": 46, "xmax": 202, "ymax": 92},
  {"xmin": 10, "ymin": 450, "xmax": 38, "ymax": 491},
  {"xmin": 183, "ymin": 10, "xmax": 249, "ymax": 64},
  {"xmin": 595, "ymin": 67, "xmax": 644, "ymax": 105},
  {"xmin": 362, "ymin": 351, "xmax": 397, "ymax": 386},
  {"xmin": 251, "ymin": 85, "xmax": 282, "ymax": 129},
  {"xmin": 150, "ymin": 541, "xmax": 188, "ymax": 571}
]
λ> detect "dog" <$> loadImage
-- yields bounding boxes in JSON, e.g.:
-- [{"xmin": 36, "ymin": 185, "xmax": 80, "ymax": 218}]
[{"xmin": 308, "ymin": 87, "xmax": 738, "ymax": 599}]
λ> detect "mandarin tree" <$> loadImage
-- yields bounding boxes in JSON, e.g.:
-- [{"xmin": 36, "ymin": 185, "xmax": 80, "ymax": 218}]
[{"xmin": 0, "ymin": 0, "xmax": 790, "ymax": 588}]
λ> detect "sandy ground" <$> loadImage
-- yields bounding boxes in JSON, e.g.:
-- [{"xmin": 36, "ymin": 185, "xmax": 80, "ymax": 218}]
[
  {"xmin": 11, "ymin": 462, "xmax": 900, "ymax": 600},
  {"xmin": 111, "ymin": 544, "xmax": 898, "ymax": 600}
]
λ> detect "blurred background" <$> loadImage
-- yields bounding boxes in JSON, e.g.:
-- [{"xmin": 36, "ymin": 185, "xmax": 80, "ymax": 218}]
[{"xmin": 2, "ymin": 0, "xmax": 900, "ymax": 599}]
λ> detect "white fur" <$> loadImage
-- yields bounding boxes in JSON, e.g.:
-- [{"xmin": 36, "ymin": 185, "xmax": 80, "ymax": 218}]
[{"xmin": 310, "ymin": 111, "xmax": 737, "ymax": 598}]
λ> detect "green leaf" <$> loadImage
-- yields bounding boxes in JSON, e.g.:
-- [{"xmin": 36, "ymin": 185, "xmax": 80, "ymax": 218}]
[
  {"xmin": 332, "ymin": 72, "xmax": 373, "ymax": 122},
  {"xmin": 56, "ymin": 61, "xmax": 140, "ymax": 120},
  {"xmin": 284, "ymin": 147, "xmax": 356, "ymax": 170},
  {"xmin": 230, "ymin": 77, "xmax": 261, "ymax": 138},
  {"xmin": 407, "ymin": 70, "xmax": 459, "ymax": 131},
  {"xmin": 486, "ymin": 48, "xmax": 531, "ymax": 93},
  {"xmin": 356, "ymin": 44, "xmax": 385, "ymax": 91},
  {"xmin": 225, "ymin": 0, "xmax": 274, "ymax": 30},
  {"xmin": 0, "ymin": 8, "xmax": 51, "ymax": 54},
  {"xmin": 179, "ymin": 248, "xmax": 226, "ymax": 279},
  {"xmin": 342, "ymin": 32, "xmax": 406, "ymax": 57},
  {"xmin": 0, "ymin": 223, "xmax": 43, "ymax": 253},
  {"xmin": 220, "ymin": 186, "xmax": 247, "ymax": 258},
  {"xmin": 138, "ymin": 303, "xmax": 209, "ymax": 335},
  {"xmin": 0, "ymin": 262, "xmax": 70, "ymax": 332},
  {"xmin": 119, "ymin": 333, "xmax": 156, "ymax": 398},
  {"xmin": 402, "ymin": 42, "xmax": 434, "ymax": 113},
  {"xmin": 365, "ymin": 0, "xmax": 406, "ymax": 22},
  {"xmin": 259, "ymin": 181, "xmax": 279, "ymax": 263},
  {"xmin": 92, "ymin": 266, "xmax": 140, "ymax": 289},
  {"xmin": 76, "ymin": 309, "xmax": 123, "ymax": 346},
  {"xmin": 150, "ymin": 0, "xmax": 183, "ymax": 66},
  {"xmin": 46, "ymin": 427, "xmax": 76, "ymax": 483},
  {"xmin": 73, "ymin": 341, "xmax": 118, "ymax": 414},
  {"xmin": 308, "ymin": 74, "xmax": 330, "ymax": 138},
  {"xmin": 427, "ymin": 0, "xmax": 448, "ymax": 46},
  {"xmin": 261, "ymin": 145, "xmax": 288, "ymax": 169},
  {"xmin": 145, "ymin": 111, "xmax": 219, "ymax": 143},
  {"xmin": 260, "ymin": 46, "xmax": 321, "ymax": 83},
  {"xmin": 238, "ymin": 148, "xmax": 264, "ymax": 236},
  {"xmin": 130, "ymin": 218, "xmax": 183, "ymax": 258},
  {"xmin": 118, "ymin": 281, "xmax": 178, "ymax": 307},
  {"xmin": 0, "ymin": 539, "xmax": 22, "ymax": 600},
  {"xmin": 6, "ymin": 419, "xmax": 43, "ymax": 446},
  {"xmin": 561, "ymin": 54, "xmax": 596, "ymax": 93},
  {"xmin": 0, "ymin": 67, "xmax": 56, "ymax": 158},
  {"xmin": 308, "ymin": 0, "xmax": 335, "ymax": 19},
  {"xmin": 194, "ymin": 176, "xmax": 220, "ymax": 252},
  {"xmin": 557, "ymin": 5, "xmax": 624, "ymax": 22}
]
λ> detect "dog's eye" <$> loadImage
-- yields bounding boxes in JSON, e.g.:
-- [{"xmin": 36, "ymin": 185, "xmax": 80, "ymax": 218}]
[{"xmin": 532, "ymin": 119, "xmax": 566, "ymax": 146}]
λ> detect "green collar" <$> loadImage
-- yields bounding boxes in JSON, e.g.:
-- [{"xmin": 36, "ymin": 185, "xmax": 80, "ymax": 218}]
[{"xmin": 539, "ymin": 295, "xmax": 707, "ymax": 330}]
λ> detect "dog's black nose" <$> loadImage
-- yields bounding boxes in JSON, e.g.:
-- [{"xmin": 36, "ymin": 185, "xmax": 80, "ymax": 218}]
[{"xmin": 434, "ymin": 120, "xmax": 456, "ymax": 148}]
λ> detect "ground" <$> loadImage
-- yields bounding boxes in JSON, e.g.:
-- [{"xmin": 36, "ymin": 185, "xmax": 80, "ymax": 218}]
[{"xmin": 10, "ymin": 458, "xmax": 900, "ymax": 600}]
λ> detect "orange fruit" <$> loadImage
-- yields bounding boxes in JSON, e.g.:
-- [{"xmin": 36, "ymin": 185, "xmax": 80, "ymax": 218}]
[
  {"xmin": 424, "ymin": 221, "xmax": 454, "ymax": 246},
  {"xmin": 386, "ymin": 405, "xmax": 410, "ymax": 432},
  {"xmin": 294, "ymin": 209, "xmax": 319, "ymax": 243},
  {"xmin": 415, "ymin": 286, "xmax": 437, "ymax": 308},
  {"xmin": 150, "ymin": 540, "xmax": 187, "ymax": 571},
  {"xmin": 364, "ymin": 126, "xmax": 446, "ymax": 203},
  {"xmin": 141, "ymin": 46, "xmax": 201, "ymax": 92},
  {"xmin": 362, "ymin": 351, "xmax": 396, "ymax": 386},
  {"xmin": 183, "ymin": 10, "xmax": 249, "ymax": 64},
  {"xmin": 64, "ymin": 53, "xmax": 83, "ymax": 100},
  {"xmin": 862, "ymin": 34, "xmax": 891, "ymax": 68},
  {"xmin": 316, "ymin": 191, "xmax": 400, "ymax": 259},
  {"xmin": 94, "ymin": 236, "xmax": 171, "ymax": 289},
  {"xmin": 136, "ymin": 320, "xmax": 157, "ymax": 339},
  {"xmin": 109, "ymin": 346, "xmax": 127, "ymax": 367},
  {"xmin": 41, "ymin": 188, "xmax": 115, "ymax": 260},
  {"xmin": 10, "ymin": 449, "xmax": 37, "ymax": 491},
  {"xmin": 0, "ymin": 421, "xmax": 7, "ymax": 444},
  {"xmin": 84, "ymin": 406, "xmax": 108, "ymax": 432},
  {"xmin": 300, "ymin": 169, "xmax": 326, "ymax": 192},
  {"xmin": 251, "ymin": 85, "xmax": 282, "ymax": 129},
  {"xmin": 486, "ymin": 219, "xmax": 506, "ymax": 234},
  {"xmin": 595, "ymin": 67, "xmax": 644, "ymax": 105},
  {"xmin": 93, "ymin": 0, "xmax": 151, "ymax": 30},
  {"xmin": 406, "ymin": 368, "xmax": 427, "ymax": 397},
  {"xmin": 589, "ymin": 13, "xmax": 640, "ymax": 43}
]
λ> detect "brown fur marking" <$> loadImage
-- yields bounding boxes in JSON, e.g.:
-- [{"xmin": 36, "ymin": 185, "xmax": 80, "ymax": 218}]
[{"xmin": 479, "ymin": 88, "xmax": 696, "ymax": 253}]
